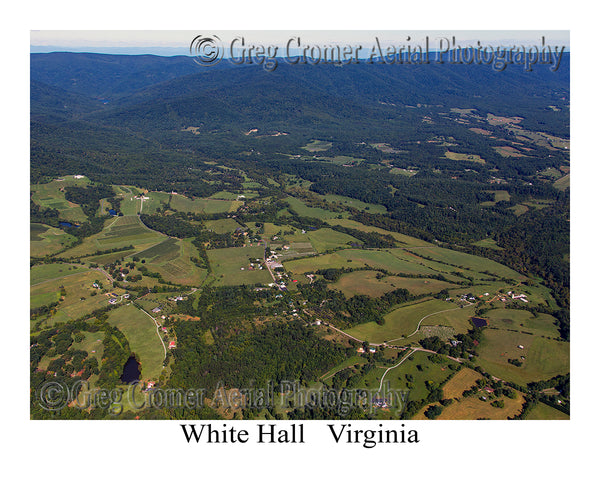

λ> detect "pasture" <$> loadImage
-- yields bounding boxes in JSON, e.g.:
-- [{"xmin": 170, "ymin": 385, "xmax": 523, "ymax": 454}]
[
  {"xmin": 205, "ymin": 218, "xmax": 242, "ymax": 234},
  {"xmin": 493, "ymin": 146, "xmax": 526, "ymax": 158},
  {"xmin": 322, "ymin": 193, "xmax": 386, "ymax": 213},
  {"xmin": 285, "ymin": 248, "xmax": 466, "ymax": 282},
  {"xmin": 343, "ymin": 299, "xmax": 470, "ymax": 344},
  {"xmin": 138, "ymin": 238, "xmax": 208, "ymax": 285},
  {"xmin": 138, "ymin": 191, "xmax": 172, "ymax": 214},
  {"xmin": 30, "ymin": 270, "xmax": 124, "ymax": 324},
  {"xmin": 329, "ymin": 270, "xmax": 456, "ymax": 298},
  {"xmin": 404, "ymin": 246, "xmax": 527, "ymax": 281},
  {"xmin": 106, "ymin": 304, "xmax": 165, "ymax": 381},
  {"xmin": 285, "ymin": 196, "xmax": 342, "ymax": 220},
  {"xmin": 207, "ymin": 245, "xmax": 272, "ymax": 286},
  {"xmin": 59, "ymin": 215, "xmax": 164, "ymax": 258},
  {"xmin": 305, "ymin": 228, "xmax": 358, "ymax": 253},
  {"xmin": 417, "ymin": 391, "xmax": 525, "ymax": 420},
  {"xmin": 301, "ymin": 139, "xmax": 332, "ymax": 152},
  {"xmin": 553, "ymin": 174, "xmax": 570, "ymax": 191},
  {"xmin": 359, "ymin": 351, "xmax": 454, "ymax": 403},
  {"xmin": 321, "ymin": 156, "xmax": 364, "ymax": 166},
  {"xmin": 509, "ymin": 204, "xmax": 529, "ymax": 216},
  {"xmin": 30, "ymin": 263, "xmax": 88, "ymax": 286},
  {"xmin": 444, "ymin": 151, "xmax": 485, "ymax": 164},
  {"xmin": 484, "ymin": 308, "xmax": 561, "ymax": 338},
  {"xmin": 30, "ymin": 223, "xmax": 78, "ymax": 257},
  {"xmin": 31, "ymin": 178, "xmax": 89, "ymax": 223},
  {"xmin": 170, "ymin": 194, "xmax": 242, "ymax": 214},
  {"xmin": 476, "ymin": 329, "xmax": 570, "ymax": 386},
  {"xmin": 526, "ymin": 402, "xmax": 569, "ymax": 420},
  {"xmin": 471, "ymin": 238, "xmax": 503, "ymax": 250},
  {"xmin": 76, "ymin": 330, "xmax": 105, "ymax": 383},
  {"xmin": 271, "ymin": 242, "xmax": 316, "ymax": 261},
  {"xmin": 324, "ymin": 218, "xmax": 432, "ymax": 247},
  {"xmin": 480, "ymin": 190, "xmax": 511, "ymax": 207},
  {"xmin": 442, "ymin": 368, "xmax": 483, "ymax": 399},
  {"xmin": 320, "ymin": 355, "xmax": 368, "ymax": 383}
]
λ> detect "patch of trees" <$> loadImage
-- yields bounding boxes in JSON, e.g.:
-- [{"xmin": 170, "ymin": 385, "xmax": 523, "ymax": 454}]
[
  {"xmin": 418, "ymin": 327, "xmax": 483, "ymax": 359},
  {"xmin": 64, "ymin": 184, "xmax": 115, "ymax": 217},
  {"xmin": 330, "ymin": 225, "xmax": 397, "ymax": 248},
  {"xmin": 424, "ymin": 404, "xmax": 443, "ymax": 419},
  {"xmin": 528, "ymin": 374, "xmax": 570, "ymax": 398},
  {"xmin": 30, "ymin": 199, "xmax": 60, "ymax": 226},
  {"xmin": 174, "ymin": 285, "xmax": 276, "ymax": 332},
  {"xmin": 315, "ymin": 267, "xmax": 349, "ymax": 282},
  {"xmin": 298, "ymin": 279, "xmax": 414, "ymax": 327},
  {"xmin": 140, "ymin": 213, "xmax": 201, "ymax": 238},
  {"xmin": 192, "ymin": 230, "xmax": 245, "ymax": 250},
  {"xmin": 168, "ymin": 320, "xmax": 350, "ymax": 393},
  {"xmin": 62, "ymin": 215, "xmax": 106, "ymax": 238},
  {"xmin": 97, "ymin": 325, "xmax": 132, "ymax": 389}
]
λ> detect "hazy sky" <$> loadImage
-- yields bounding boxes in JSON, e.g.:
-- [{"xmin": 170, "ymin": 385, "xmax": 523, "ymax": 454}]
[{"xmin": 31, "ymin": 30, "xmax": 570, "ymax": 56}]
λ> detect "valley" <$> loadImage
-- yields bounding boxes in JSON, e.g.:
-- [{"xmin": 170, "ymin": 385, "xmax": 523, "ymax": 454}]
[{"xmin": 30, "ymin": 52, "xmax": 569, "ymax": 421}]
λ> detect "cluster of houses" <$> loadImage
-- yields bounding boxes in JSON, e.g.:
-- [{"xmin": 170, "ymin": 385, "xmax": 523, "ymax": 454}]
[
  {"xmin": 155, "ymin": 315, "xmax": 176, "ymax": 350},
  {"xmin": 266, "ymin": 249, "xmax": 284, "ymax": 270},
  {"xmin": 372, "ymin": 398, "xmax": 389, "ymax": 408},
  {"xmin": 107, "ymin": 292, "xmax": 129, "ymax": 305},
  {"xmin": 457, "ymin": 291, "xmax": 529, "ymax": 304},
  {"xmin": 167, "ymin": 295, "xmax": 187, "ymax": 302},
  {"xmin": 357, "ymin": 346, "xmax": 378, "ymax": 354},
  {"xmin": 240, "ymin": 261, "xmax": 264, "ymax": 272}
]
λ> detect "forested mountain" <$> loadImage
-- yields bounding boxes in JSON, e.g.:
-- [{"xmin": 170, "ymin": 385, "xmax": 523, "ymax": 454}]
[{"xmin": 30, "ymin": 52, "xmax": 204, "ymax": 99}]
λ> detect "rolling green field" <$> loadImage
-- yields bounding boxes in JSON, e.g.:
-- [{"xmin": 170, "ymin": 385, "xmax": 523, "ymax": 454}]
[
  {"xmin": 480, "ymin": 190, "xmax": 511, "ymax": 207},
  {"xmin": 404, "ymin": 246, "xmax": 527, "ymax": 281},
  {"xmin": 270, "ymin": 242, "xmax": 316, "ymax": 261},
  {"xmin": 344, "ymin": 298, "xmax": 475, "ymax": 344},
  {"xmin": 301, "ymin": 139, "xmax": 332, "ymax": 152},
  {"xmin": 484, "ymin": 308, "xmax": 561, "ymax": 338},
  {"xmin": 553, "ymin": 174, "xmax": 570, "ymax": 191},
  {"xmin": 322, "ymin": 193, "xmax": 386, "ymax": 213},
  {"xmin": 286, "ymin": 196, "xmax": 343, "ymax": 220},
  {"xmin": 285, "ymin": 247, "xmax": 469, "ymax": 281},
  {"xmin": 417, "ymin": 391, "xmax": 525, "ymax": 420},
  {"xmin": 170, "ymin": 194, "xmax": 242, "ymax": 214},
  {"xmin": 357, "ymin": 351, "xmax": 454, "ymax": 404},
  {"xmin": 205, "ymin": 218, "xmax": 242, "ymax": 234},
  {"xmin": 31, "ymin": 270, "xmax": 124, "ymax": 324},
  {"xmin": 30, "ymin": 263, "xmax": 88, "ymax": 286},
  {"xmin": 526, "ymin": 401, "xmax": 569, "ymax": 420},
  {"xmin": 106, "ymin": 304, "xmax": 165, "ymax": 381},
  {"xmin": 324, "ymin": 218, "xmax": 432, "ymax": 247},
  {"xmin": 305, "ymin": 228, "xmax": 358, "ymax": 252},
  {"xmin": 210, "ymin": 191, "xmax": 259, "ymax": 200},
  {"xmin": 320, "ymin": 355, "xmax": 368, "ymax": 382},
  {"xmin": 138, "ymin": 238, "xmax": 208, "ymax": 285},
  {"xmin": 329, "ymin": 270, "xmax": 457, "ymax": 297},
  {"xmin": 444, "ymin": 151, "xmax": 486, "ymax": 164},
  {"xmin": 472, "ymin": 238, "xmax": 504, "ymax": 250},
  {"xmin": 207, "ymin": 245, "xmax": 271, "ymax": 286},
  {"xmin": 31, "ymin": 177, "xmax": 90, "ymax": 223},
  {"xmin": 59, "ymin": 215, "xmax": 164, "ymax": 258},
  {"xmin": 30, "ymin": 223, "xmax": 78, "ymax": 256},
  {"xmin": 476, "ymin": 328, "xmax": 570, "ymax": 386}
]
